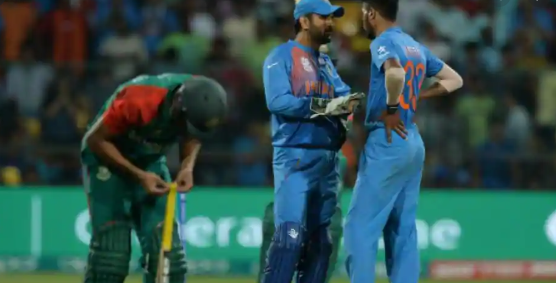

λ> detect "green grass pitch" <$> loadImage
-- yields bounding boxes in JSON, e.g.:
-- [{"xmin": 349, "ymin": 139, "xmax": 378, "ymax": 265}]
[{"xmin": 0, "ymin": 274, "xmax": 548, "ymax": 283}]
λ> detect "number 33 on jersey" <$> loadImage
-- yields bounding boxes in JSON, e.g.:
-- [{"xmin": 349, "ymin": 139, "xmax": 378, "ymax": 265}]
[{"xmin": 367, "ymin": 27, "xmax": 444, "ymax": 124}]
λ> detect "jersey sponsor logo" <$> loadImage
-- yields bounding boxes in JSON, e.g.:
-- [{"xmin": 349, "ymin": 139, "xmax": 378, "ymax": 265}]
[
  {"xmin": 96, "ymin": 166, "xmax": 111, "ymax": 181},
  {"xmin": 377, "ymin": 46, "xmax": 389, "ymax": 59},
  {"xmin": 304, "ymin": 81, "xmax": 334, "ymax": 97},
  {"xmin": 301, "ymin": 57, "xmax": 314, "ymax": 72}
]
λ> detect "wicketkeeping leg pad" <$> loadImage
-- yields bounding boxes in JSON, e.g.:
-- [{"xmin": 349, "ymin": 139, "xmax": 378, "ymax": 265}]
[
  {"xmin": 84, "ymin": 222, "xmax": 132, "ymax": 283},
  {"xmin": 297, "ymin": 225, "xmax": 333, "ymax": 283},
  {"xmin": 262, "ymin": 222, "xmax": 305, "ymax": 283},
  {"xmin": 141, "ymin": 222, "xmax": 187, "ymax": 283}
]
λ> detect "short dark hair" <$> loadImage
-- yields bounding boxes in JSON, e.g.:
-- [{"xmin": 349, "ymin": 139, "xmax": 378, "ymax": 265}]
[
  {"xmin": 294, "ymin": 20, "xmax": 301, "ymax": 34},
  {"xmin": 364, "ymin": 0, "xmax": 398, "ymax": 21},
  {"xmin": 294, "ymin": 14, "xmax": 311, "ymax": 34}
]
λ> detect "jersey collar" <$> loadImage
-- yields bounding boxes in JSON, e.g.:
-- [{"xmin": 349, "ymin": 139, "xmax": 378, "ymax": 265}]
[
  {"xmin": 384, "ymin": 26, "xmax": 402, "ymax": 34},
  {"xmin": 289, "ymin": 40, "xmax": 320, "ymax": 56},
  {"xmin": 160, "ymin": 84, "xmax": 180, "ymax": 120}
]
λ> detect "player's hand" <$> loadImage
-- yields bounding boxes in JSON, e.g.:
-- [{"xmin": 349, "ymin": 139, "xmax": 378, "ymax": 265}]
[
  {"xmin": 138, "ymin": 172, "xmax": 169, "ymax": 195},
  {"xmin": 175, "ymin": 168, "xmax": 194, "ymax": 193},
  {"xmin": 382, "ymin": 111, "xmax": 407, "ymax": 143}
]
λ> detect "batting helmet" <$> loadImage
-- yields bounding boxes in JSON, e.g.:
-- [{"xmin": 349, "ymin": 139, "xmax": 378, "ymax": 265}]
[{"xmin": 173, "ymin": 76, "xmax": 227, "ymax": 135}]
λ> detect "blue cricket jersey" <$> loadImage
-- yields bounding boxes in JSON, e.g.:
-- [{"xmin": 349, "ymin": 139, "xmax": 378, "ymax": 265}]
[
  {"xmin": 263, "ymin": 40, "xmax": 351, "ymax": 150},
  {"xmin": 366, "ymin": 27, "xmax": 444, "ymax": 129}
]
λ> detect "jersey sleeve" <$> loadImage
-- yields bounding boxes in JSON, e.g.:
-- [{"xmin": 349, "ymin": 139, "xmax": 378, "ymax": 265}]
[
  {"xmin": 327, "ymin": 58, "xmax": 351, "ymax": 97},
  {"xmin": 263, "ymin": 48, "xmax": 311, "ymax": 118},
  {"xmin": 370, "ymin": 37, "xmax": 399, "ymax": 71},
  {"xmin": 102, "ymin": 86, "xmax": 163, "ymax": 134},
  {"xmin": 420, "ymin": 44, "xmax": 445, "ymax": 77}
]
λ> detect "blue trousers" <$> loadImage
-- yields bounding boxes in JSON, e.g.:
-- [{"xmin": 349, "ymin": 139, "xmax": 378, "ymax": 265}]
[
  {"xmin": 344, "ymin": 125, "xmax": 425, "ymax": 283},
  {"xmin": 273, "ymin": 147, "xmax": 340, "ymax": 232}
]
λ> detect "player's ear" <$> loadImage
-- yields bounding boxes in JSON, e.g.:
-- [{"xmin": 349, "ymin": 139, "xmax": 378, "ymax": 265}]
[
  {"xmin": 368, "ymin": 7, "xmax": 376, "ymax": 21},
  {"xmin": 299, "ymin": 15, "xmax": 310, "ymax": 30}
]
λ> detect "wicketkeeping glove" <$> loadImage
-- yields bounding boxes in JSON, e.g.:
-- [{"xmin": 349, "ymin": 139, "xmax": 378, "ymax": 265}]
[{"xmin": 310, "ymin": 92, "xmax": 365, "ymax": 118}]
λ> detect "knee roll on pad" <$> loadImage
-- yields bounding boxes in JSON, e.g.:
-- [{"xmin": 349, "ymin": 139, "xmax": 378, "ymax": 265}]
[
  {"xmin": 262, "ymin": 222, "xmax": 305, "ymax": 283},
  {"xmin": 84, "ymin": 222, "xmax": 132, "ymax": 283},
  {"xmin": 141, "ymin": 222, "xmax": 187, "ymax": 283}
]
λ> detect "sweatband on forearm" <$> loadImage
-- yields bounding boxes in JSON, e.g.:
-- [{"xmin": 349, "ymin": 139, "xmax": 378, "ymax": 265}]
[{"xmin": 384, "ymin": 67, "xmax": 406, "ymax": 105}]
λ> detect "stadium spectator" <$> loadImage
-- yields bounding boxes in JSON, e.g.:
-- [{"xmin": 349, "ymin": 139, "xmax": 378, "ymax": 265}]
[
  {"xmin": 0, "ymin": 0, "xmax": 552, "ymax": 188},
  {"xmin": 0, "ymin": 97, "xmax": 22, "ymax": 144},
  {"xmin": 39, "ymin": 74, "xmax": 88, "ymax": 145},
  {"xmin": 456, "ymin": 76, "xmax": 496, "ymax": 148},
  {"xmin": 233, "ymin": 122, "xmax": 271, "ymax": 186},
  {"xmin": 474, "ymin": 119, "xmax": 517, "ymax": 189},
  {"xmin": 98, "ymin": 13, "xmax": 147, "ymax": 81},
  {"xmin": 0, "ymin": 0, "xmax": 37, "ymax": 61},
  {"xmin": 223, "ymin": 1, "xmax": 257, "ymax": 57},
  {"xmin": 157, "ymin": 13, "xmax": 211, "ymax": 73},
  {"xmin": 36, "ymin": 0, "xmax": 88, "ymax": 70},
  {"xmin": 140, "ymin": 0, "xmax": 179, "ymax": 55},
  {"xmin": 6, "ymin": 41, "xmax": 54, "ymax": 116}
]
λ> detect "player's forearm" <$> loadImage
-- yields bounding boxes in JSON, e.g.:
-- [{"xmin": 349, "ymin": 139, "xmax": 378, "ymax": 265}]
[
  {"xmin": 384, "ymin": 68, "xmax": 406, "ymax": 105},
  {"xmin": 267, "ymin": 95, "xmax": 311, "ymax": 118},
  {"xmin": 420, "ymin": 64, "xmax": 463, "ymax": 100},
  {"xmin": 419, "ymin": 82, "xmax": 449, "ymax": 100},
  {"xmin": 87, "ymin": 136, "xmax": 144, "ymax": 178},
  {"xmin": 180, "ymin": 138, "xmax": 201, "ymax": 170}
]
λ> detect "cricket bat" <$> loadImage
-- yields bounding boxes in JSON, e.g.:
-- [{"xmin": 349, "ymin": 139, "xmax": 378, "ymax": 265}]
[{"xmin": 156, "ymin": 182, "xmax": 178, "ymax": 283}]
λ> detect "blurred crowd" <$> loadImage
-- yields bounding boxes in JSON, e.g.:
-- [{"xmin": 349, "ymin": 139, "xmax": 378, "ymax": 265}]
[{"xmin": 0, "ymin": 0, "xmax": 555, "ymax": 189}]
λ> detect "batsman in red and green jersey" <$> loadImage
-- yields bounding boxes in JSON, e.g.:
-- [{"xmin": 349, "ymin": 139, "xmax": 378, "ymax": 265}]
[{"xmin": 80, "ymin": 74, "xmax": 227, "ymax": 283}]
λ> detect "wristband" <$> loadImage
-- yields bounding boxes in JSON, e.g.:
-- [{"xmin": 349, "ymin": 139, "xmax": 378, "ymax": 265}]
[{"xmin": 386, "ymin": 104, "xmax": 398, "ymax": 115}]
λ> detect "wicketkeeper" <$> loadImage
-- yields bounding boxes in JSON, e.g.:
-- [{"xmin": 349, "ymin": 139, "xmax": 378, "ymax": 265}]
[
  {"xmin": 261, "ymin": 0, "xmax": 365, "ymax": 282},
  {"xmin": 257, "ymin": 42, "xmax": 347, "ymax": 283},
  {"xmin": 81, "ymin": 74, "xmax": 227, "ymax": 283}
]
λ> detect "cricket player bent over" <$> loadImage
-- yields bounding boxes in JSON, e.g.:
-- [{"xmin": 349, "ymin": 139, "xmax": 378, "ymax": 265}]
[
  {"xmin": 343, "ymin": 1, "xmax": 463, "ymax": 283},
  {"xmin": 257, "ymin": 153, "xmax": 347, "ymax": 283},
  {"xmin": 81, "ymin": 74, "xmax": 227, "ymax": 283}
]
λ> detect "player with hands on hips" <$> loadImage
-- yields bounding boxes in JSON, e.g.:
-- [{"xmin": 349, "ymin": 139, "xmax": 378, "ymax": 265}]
[{"xmin": 343, "ymin": 1, "xmax": 463, "ymax": 283}]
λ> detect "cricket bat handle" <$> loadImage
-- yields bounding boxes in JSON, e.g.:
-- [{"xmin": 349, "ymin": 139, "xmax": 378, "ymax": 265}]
[{"xmin": 156, "ymin": 182, "xmax": 178, "ymax": 283}]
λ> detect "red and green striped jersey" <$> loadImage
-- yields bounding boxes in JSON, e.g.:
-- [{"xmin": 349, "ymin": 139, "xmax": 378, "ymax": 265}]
[{"xmin": 81, "ymin": 73, "xmax": 194, "ymax": 166}]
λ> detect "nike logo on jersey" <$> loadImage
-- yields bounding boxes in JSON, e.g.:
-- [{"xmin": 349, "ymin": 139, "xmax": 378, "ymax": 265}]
[{"xmin": 267, "ymin": 63, "xmax": 278, "ymax": 69}]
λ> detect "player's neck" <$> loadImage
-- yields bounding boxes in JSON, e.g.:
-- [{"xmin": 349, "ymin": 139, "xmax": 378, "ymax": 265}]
[
  {"xmin": 294, "ymin": 33, "xmax": 320, "ymax": 52},
  {"xmin": 375, "ymin": 22, "xmax": 397, "ymax": 37}
]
